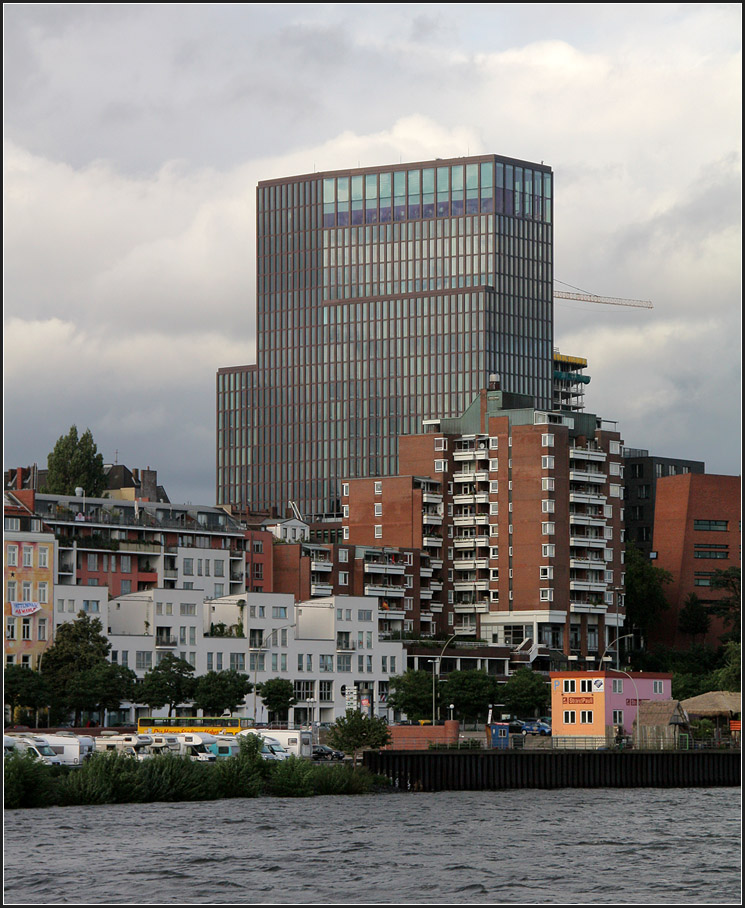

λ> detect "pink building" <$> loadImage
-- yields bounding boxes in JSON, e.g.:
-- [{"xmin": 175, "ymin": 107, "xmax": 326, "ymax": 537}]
[{"xmin": 550, "ymin": 670, "xmax": 672, "ymax": 741}]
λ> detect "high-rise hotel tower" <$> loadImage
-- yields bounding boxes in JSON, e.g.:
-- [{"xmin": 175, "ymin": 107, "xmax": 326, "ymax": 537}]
[{"xmin": 217, "ymin": 154, "xmax": 554, "ymax": 516}]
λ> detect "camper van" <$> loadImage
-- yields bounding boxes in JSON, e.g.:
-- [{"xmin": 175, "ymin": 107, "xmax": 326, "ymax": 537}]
[
  {"xmin": 37, "ymin": 732, "xmax": 95, "ymax": 766},
  {"xmin": 169, "ymin": 733, "xmax": 217, "ymax": 762},
  {"xmin": 239, "ymin": 728, "xmax": 312, "ymax": 759},
  {"xmin": 95, "ymin": 732, "xmax": 154, "ymax": 761},
  {"xmin": 5, "ymin": 734, "xmax": 62, "ymax": 765}
]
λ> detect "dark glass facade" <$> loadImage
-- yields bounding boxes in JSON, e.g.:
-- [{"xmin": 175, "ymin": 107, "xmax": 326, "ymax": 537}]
[{"xmin": 217, "ymin": 154, "xmax": 554, "ymax": 517}]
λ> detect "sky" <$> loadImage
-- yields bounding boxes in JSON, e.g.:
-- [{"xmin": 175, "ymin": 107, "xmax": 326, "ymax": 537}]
[{"xmin": 3, "ymin": 3, "xmax": 741, "ymax": 506}]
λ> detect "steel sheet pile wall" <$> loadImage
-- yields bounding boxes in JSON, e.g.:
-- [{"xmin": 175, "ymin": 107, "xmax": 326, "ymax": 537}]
[{"xmin": 363, "ymin": 750, "xmax": 740, "ymax": 790}]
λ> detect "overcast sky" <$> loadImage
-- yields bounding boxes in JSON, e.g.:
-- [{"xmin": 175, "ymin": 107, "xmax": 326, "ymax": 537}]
[{"xmin": 4, "ymin": 3, "xmax": 741, "ymax": 506}]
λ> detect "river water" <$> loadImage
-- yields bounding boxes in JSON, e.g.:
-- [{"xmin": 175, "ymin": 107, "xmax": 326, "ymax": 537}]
[{"xmin": 4, "ymin": 788, "xmax": 741, "ymax": 905}]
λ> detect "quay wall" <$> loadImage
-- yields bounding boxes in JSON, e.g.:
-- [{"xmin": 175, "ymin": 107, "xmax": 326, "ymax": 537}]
[{"xmin": 363, "ymin": 749, "xmax": 740, "ymax": 790}]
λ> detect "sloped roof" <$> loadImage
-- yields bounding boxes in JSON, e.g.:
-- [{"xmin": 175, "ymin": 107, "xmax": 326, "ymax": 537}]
[
  {"xmin": 680, "ymin": 691, "xmax": 741, "ymax": 717},
  {"xmin": 636, "ymin": 700, "xmax": 689, "ymax": 728}
]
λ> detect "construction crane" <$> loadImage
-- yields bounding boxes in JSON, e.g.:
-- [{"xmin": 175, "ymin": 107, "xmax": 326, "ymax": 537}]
[{"xmin": 554, "ymin": 281, "xmax": 653, "ymax": 309}]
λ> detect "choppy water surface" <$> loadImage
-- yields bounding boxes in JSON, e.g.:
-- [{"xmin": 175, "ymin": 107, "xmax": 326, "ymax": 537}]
[{"xmin": 4, "ymin": 788, "xmax": 741, "ymax": 905}]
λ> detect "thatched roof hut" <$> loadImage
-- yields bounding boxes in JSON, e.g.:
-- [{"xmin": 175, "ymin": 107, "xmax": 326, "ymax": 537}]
[{"xmin": 680, "ymin": 691, "xmax": 741, "ymax": 718}]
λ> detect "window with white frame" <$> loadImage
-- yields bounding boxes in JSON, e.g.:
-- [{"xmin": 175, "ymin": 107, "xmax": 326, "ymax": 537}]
[
  {"xmin": 434, "ymin": 460, "xmax": 446, "ymax": 473},
  {"xmin": 39, "ymin": 547, "xmax": 49, "ymax": 569},
  {"xmin": 563, "ymin": 679, "xmax": 576, "ymax": 693},
  {"xmin": 541, "ymin": 477, "xmax": 555, "ymax": 491},
  {"xmin": 541, "ymin": 434, "xmax": 555, "ymax": 447},
  {"xmin": 6, "ymin": 546, "xmax": 18, "ymax": 567},
  {"xmin": 563, "ymin": 710, "xmax": 576, "ymax": 724},
  {"xmin": 541, "ymin": 499, "xmax": 555, "ymax": 513},
  {"xmin": 38, "ymin": 582, "xmax": 48, "ymax": 604},
  {"xmin": 489, "ymin": 437, "xmax": 499, "ymax": 449},
  {"xmin": 343, "ymin": 526, "xmax": 349, "ymax": 540},
  {"xmin": 540, "ymin": 588, "xmax": 553, "ymax": 601},
  {"xmin": 612, "ymin": 710, "xmax": 624, "ymax": 725},
  {"xmin": 374, "ymin": 503, "xmax": 382, "ymax": 517},
  {"xmin": 580, "ymin": 710, "xmax": 594, "ymax": 724},
  {"xmin": 489, "ymin": 459, "xmax": 499, "ymax": 472},
  {"xmin": 342, "ymin": 505, "xmax": 349, "ymax": 518},
  {"xmin": 23, "ymin": 546, "xmax": 33, "ymax": 567},
  {"xmin": 541, "ymin": 455, "xmax": 554, "ymax": 469},
  {"xmin": 580, "ymin": 679, "xmax": 594, "ymax": 693},
  {"xmin": 612, "ymin": 679, "xmax": 623, "ymax": 693},
  {"xmin": 374, "ymin": 481, "xmax": 383, "ymax": 494},
  {"xmin": 340, "ymin": 572, "xmax": 349, "ymax": 586},
  {"xmin": 542, "ymin": 544, "xmax": 555, "ymax": 558},
  {"xmin": 435, "ymin": 437, "xmax": 448, "ymax": 451},
  {"xmin": 342, "ymin": 483, "xmax": 349, "ymax": 497},
  {"xmin": 374, "ymin": 525, "xmax": 382, "ymax": 538},
  {"xmin": 541, "ymin": 522, "xmax": 555, "ymax": 535},
  {"xmin": 653, "ymin": 680, "xmax": 664, "ymax": 694},
  {"xmin": 539, "ymin": 566, "xmax": 553, "ymax": 580}
]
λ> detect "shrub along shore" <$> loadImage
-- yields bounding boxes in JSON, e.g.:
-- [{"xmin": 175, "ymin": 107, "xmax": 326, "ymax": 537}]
[{"xmin": 4, "ymin": 736, "xmax": 387, "ymax": 809}]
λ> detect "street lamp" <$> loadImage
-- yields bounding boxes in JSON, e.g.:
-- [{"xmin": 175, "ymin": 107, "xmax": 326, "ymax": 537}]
[
  {"xmin": 306, "ymin": 698, "xmax": 316, "ymax": 743},
  {"xmin": 599, "ymin": 632, "xmax": 635, "ymax": 672},
  {"xmin": 429, "ymin": 632, "xmax": 459, "ymax": 725}
]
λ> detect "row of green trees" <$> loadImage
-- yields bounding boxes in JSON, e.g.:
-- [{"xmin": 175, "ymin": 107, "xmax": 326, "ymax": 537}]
[
  {"xmin": 4, "ymin": 614, "xmax": 299, "ymax": 727},
  {"xmin": 386, "ymin": 666, "xmax": 549, "ymax": 724}
]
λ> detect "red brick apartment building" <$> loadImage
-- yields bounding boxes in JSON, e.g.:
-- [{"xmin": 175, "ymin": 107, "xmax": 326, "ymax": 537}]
[
  {"xmin": 649, "ymin": 473, "xmax": 741, "ymax": 649},
  {"xmin": 342, "ymin": 387, "xmax": 626, "ymax": 666}
]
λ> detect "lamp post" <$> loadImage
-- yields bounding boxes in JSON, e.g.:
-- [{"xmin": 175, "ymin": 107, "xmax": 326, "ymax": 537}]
[
  {"xmin": 599, "ymin": 632, "xmax": 635, "ymax": 672},
  {"xmin": 306, "ymin": 698, "xmax": 316, "ymax": 743},
  {"xmin": 251, "ymin": 622, "xmax": 296, "ymax": 724},
  {"xmin": 430, "ymin": 632, "xmax": 459, "ymax": 725}
]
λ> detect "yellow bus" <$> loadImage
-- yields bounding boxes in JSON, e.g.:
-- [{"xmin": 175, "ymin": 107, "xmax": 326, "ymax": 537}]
[{"xmin": 137, "ymin": 716, "xmax": 255, "ymax": 736}]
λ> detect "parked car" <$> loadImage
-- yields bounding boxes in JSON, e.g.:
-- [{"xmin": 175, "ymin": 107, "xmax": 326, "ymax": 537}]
[
  {"xmin": 312, "ymin": 744, "xmax": 344, "ymax": 761},
  {"xmin": 519, "ymin": 720, "xmax": 552, "ymax": 736}
]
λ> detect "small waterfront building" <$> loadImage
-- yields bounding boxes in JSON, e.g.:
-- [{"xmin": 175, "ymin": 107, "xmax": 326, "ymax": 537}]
[{"xmin": 550, "ymin": 670, "xmax": 672, "ymax": 747}]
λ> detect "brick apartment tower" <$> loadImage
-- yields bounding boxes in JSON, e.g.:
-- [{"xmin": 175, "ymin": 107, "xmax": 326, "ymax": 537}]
[{"xmin": 343, "ymin": 387, "xmax": 626, "ymax": 662}]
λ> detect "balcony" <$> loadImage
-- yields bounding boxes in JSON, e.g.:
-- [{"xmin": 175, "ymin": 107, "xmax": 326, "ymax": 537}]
[
  {"xmin": 570, "ymin": 447, "xmax": 607, "ymax": 462},
  {"xmin": 365, "ymin": 584, "xmax": 404, "ymax": 598},
  {"xmin": 570, "ymin": 535, "xmax": 607, "ymax": 548},
  {"xmin": 155, "ymin": 634, "xmax": 178, "ymax": 648},
  {"xmin": 423, "ymin": 535, "xmax": 442, "ymax": 547},
  {"xmin": 569, "ymin": 514, "xmax": 607, "ymax": 528},
  {"xmin": 421, "ymin": 492, "xmax": 443, "ymax": 505},
  {"xmin": 422, "ymin": 514, "xmax": 443, "ymax": 526},
  {"xmin": 310, "ymin": 582, "xmax": 333, "ymax": 597},
  {"xmin": 569, "ymin": 491, "xmax": 606, "ymax": 505},
  {"xmin": 569, "ymin": 470, "xmax": 606, "ymax": 484},
  {"xmin": 311, "ymin": 559, "xmax": 333, "ymax": 572}
]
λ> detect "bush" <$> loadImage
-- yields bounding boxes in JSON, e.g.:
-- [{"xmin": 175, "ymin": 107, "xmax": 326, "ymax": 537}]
[
  {"xmin": 137, "ymin": 753, "xmax": 219, "ymax": 803},
  {"xmin": 58, "ymin": 752, "xmax": 146, "ymax": 806},
  {"xmin": 4, "ymin": 752, "xmax": 58, "ymax": 809},
  {"xmin": 309, "ymin": 762, "xmax": 376, "ymax": 795},
  {"xmin": 265, "ymin": 756, "xmax": 316, "ymax": 798}
]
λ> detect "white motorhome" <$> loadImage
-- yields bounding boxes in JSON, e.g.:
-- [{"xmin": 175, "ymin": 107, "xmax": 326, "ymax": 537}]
[
  {"xmin": 5, "ymin": 734, "xmax": 62, "ymax": 765},
  {"xmin": 155, "ymin": 733, "xmax": 216, "ymax": 762},
  {"xmin": 239, "ymin": 728, "xmax": 312, "ymax": 759},
  {"xmin": 95, "ymin": 732, "xmax": 153, "ymax": 761},
  {"xmin": 37, "ymin": 732, "xmax": 95, "ymax": 767}
]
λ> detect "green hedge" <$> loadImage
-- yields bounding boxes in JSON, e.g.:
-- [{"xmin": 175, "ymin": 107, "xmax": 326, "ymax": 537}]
[{"xmin": 4, "ymin": 749, "xmax": 387, "ymax": 809}]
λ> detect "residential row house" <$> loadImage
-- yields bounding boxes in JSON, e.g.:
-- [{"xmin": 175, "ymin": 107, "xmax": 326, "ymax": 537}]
[{"xmin": 50, "ymin": 588, "xmax": 405, "ymax": 726}]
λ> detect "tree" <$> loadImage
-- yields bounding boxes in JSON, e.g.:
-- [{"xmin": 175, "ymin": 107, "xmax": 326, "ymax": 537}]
[
  {"xmin": 3, "ymin": 666, "xmax": 51, "ymax": 726},
  {"xmin": 44, "ymin": 425, "xmax": 107, "ymax": 497},
  {"xmin": 255, "ymin": 677, "xmax": 295, "ymax": 721},
  {"xmin": 326, "ymin": 709, "xmax": 391, "ymax": 765},
  {"xmin": 624, "ymin": 542, "xmax": 673, "ymax": 640},
  {"xmin": 440, "ymin": 670, "xmax": 499, "ymax": 724},
  {"xmin": 139, "ymin": 654, "xmax": 196, "ymax": 715},
  {"xmin": 678, "ymin": 593, "xmax": 711, "ymax": 641},
  {"xmin": 65, "ymin": 662, "xmax": 137, "ymax": 724},
  {"xmin": 708, "ymin": 567, "xmax": 741, "ymax": 643},
  {"xmin": 499, "ymin": 668, "xmax": 550, "ymax": 718},
  {"xmin": 387, "ymin": 669, "xmax": 435, "ymax": 721},
  {"xmin": 712, "ymin": 642, "xmax": 741, "ymax": 692},
  {"xmin": 193, "ymin": 670, "xmax": 253, "ymax": 716},
  {"xmin": 40, "ymin": 612, "xmax": 112, "ymax": 724}
]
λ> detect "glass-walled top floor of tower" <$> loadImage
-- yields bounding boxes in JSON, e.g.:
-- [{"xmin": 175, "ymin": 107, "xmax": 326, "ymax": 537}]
[{"xmin": 257, "ymin": 154, "xmax": 553, "ymax": 228}]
